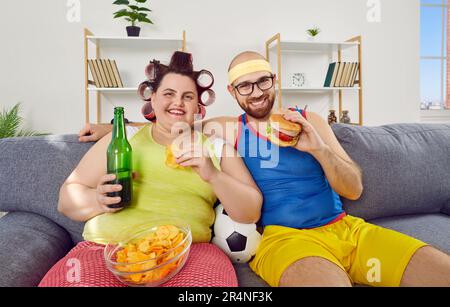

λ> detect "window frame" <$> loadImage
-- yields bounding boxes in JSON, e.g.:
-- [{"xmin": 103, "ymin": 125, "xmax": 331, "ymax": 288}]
[{"xmin": 420, "ymin": 0, "xmax": 447, "ymax": 111}]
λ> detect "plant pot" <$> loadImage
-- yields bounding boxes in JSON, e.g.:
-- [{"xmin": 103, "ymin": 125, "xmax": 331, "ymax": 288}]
[{"xmin": 126, "ymin": 26, "xmax": 141, "ymax": 37}]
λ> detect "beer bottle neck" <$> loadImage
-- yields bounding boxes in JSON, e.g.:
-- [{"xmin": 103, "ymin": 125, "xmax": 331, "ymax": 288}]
[{"xmin": 112, "ymin": 111, "xmax": 126, "ymax": 139}]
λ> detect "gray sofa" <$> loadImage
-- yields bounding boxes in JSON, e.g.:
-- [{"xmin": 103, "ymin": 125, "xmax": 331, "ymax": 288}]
[{"xmin": 0, "ymin": 123, "xmax": 449, "ymax": 287}]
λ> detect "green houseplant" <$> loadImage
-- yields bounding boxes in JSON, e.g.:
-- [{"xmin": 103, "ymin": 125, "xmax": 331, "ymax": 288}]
[
  {"xmin": 0, "ymin": 103, "xmax": 48, "ymax": 139},
  {"xmin": 306, "ymin": 26, "xmax": 321, "ymax": 41},
  {"xmin": 113, "ymin": 0, "xmax": 153, "ymax": 37}
]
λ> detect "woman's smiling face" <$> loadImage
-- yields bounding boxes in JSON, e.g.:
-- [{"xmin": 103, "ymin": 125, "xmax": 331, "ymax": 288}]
[{"xmin": 151, "ymin": 72, "xmax": 200, "ymax": 131}]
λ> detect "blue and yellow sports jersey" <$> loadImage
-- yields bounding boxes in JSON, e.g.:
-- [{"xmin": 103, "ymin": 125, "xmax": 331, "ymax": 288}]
[{"xmin": 235, "ymin": 112, "xmax": 345, "ymax": 229}]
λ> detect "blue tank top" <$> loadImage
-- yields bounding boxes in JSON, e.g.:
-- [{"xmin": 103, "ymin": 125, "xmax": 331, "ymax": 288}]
[{"xmin": 235, "ymin": 112, "xmax": 345, "ymax": 229}]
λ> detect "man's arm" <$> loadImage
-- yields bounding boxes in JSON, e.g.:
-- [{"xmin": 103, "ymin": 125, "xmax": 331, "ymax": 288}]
[
  {"xmin": 78, "ymin": 122, "xmax": 150, "ymax": 142},
  {"xmin": 284, "ymin": 111, "xmax": 363, "ymax": 201},
  {"xmin": 200, "ymin": 116, "xmax": 238, "ymax": 146},
  {"xmin": 78, "ymin": 117, "xmax": 239, "ymax": 144}
]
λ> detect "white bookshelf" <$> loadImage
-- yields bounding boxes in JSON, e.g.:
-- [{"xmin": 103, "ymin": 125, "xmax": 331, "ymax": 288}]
[
  {"xmin": 269, "ymin": 40, "xmax": 360, "ymax": 52},
  {"xmin": 84, "ymin": 28, "xmax": 187, "ymax": 124},
  {"xmin": 266, "ymin": 33, "xmax": 363, "ymax": 125},
  {"xmin": 86, "ymin": 35, "xmax": 184, "ymax": 49},
  {"xmin": 279, "ymin": 87, "xmax": 360, "ymax": 94},
  {"xmin": 87, "ymin": 87, "xmax": 138, "ymax": 93}
]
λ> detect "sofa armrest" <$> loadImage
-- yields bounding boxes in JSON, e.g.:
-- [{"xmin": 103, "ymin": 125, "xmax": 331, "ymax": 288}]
[
  {"xmin": 0, "ymin": 211, "xmax": 73, "ymax": 287},
  {"xmin": 0, "ymin": 135, "xmax": 89, "ymax": 243},
  {"xmin": 442, "ymin": 200, "xmax": 450, "ymax": 216}
]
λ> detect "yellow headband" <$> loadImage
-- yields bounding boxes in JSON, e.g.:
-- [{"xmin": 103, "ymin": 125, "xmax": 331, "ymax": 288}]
[{"xmin": 228, "ymin": 59, "xmax": 273, "ymax": 85}]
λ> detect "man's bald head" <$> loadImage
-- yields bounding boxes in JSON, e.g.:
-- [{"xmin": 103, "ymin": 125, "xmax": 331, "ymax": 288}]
[{"xmin": 228, "ymin": 51, "xmax": 267, "ymax": 72}]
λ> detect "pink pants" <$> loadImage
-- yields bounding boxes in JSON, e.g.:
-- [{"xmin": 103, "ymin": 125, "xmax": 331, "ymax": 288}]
[{"xmin": 39, "ymin": 241, "xmax": 238, "ymax": 287}]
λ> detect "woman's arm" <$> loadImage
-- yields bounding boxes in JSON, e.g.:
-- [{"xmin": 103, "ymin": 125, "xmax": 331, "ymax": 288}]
[
  {"xmin": 58, "ymin": 132, "xmax": 123, "ymax": 222},
  {"xmin": 208, "ymin": 144, "xmax": 263, "ymax": 224}
]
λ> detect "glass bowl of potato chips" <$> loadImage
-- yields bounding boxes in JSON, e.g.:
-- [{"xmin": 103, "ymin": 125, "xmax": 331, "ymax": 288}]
[{"xmin": 104, "ymin": 221, "xmax": 192, "ymax": 287}]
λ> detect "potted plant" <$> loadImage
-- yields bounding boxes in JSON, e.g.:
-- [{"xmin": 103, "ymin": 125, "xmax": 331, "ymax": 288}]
[
  {"xmin": 306, "ymin": 26, "xmax": 321, "ymax": 41},
  {"xmin": 0, "ymin": 103, "xmax": 48, "ymax": 139},
  {"xmin": 113, "ymin": 0, "xmax": 153, "ymax": 37}
]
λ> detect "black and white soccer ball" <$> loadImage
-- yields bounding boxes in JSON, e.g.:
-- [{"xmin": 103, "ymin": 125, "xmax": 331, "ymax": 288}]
[{"xmin": 212, "ymin": 204, "xmax": 262, "ymax": 263}]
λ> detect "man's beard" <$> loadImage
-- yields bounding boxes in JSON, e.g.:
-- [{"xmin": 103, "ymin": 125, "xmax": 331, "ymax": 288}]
[{"xmin": 238, "ymin": 92, "xmax": 275, "ymax": 119}]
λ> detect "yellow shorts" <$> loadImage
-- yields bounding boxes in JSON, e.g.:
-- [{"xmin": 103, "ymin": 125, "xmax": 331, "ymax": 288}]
[{"xmin": 249, "ymin": 215, "xmax": 427, "ymax": 287}]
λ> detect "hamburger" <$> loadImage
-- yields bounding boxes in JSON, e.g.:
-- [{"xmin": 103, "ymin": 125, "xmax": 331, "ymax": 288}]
[{"xmin": 266, "ymin": 114, "xmax": 302, "ymax": 147}]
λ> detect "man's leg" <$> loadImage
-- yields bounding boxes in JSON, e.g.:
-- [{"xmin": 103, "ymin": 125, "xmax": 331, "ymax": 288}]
[
  {"xmin": 401, "ymin": 246, "xmax": 450, "ymax": 287},
  {"xmin": 279, "ymin": 257, "xmax": 352, "ymax": 287}
]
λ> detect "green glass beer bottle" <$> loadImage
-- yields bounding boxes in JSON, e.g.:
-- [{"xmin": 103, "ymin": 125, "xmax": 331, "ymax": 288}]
[{"xmin": 107, "ymin": 107, "xmax": 132, "ymax": 208}]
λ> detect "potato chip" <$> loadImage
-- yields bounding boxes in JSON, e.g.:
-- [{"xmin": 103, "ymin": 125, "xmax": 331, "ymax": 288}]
[{"xmin": 113, "ymin": 225, "xmax": 189, "ymax": 285}]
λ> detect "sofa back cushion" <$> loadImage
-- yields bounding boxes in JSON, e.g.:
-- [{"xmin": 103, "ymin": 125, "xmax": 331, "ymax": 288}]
[
  {"xmin": 0, "ymin": 135, "xmax": 93, "ymax": 243},
  {"xmin": 332, "ymin": 123, "xmax": 450, "ymax": 220}
]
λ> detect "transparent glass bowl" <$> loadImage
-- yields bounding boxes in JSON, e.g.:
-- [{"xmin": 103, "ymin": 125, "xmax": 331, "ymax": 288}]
[{"xmin": 104, "ymin": 222, "xmax": 192, "ymax": 287}]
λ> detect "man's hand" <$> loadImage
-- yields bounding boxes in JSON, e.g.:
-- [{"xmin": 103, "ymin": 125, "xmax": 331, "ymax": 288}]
[
  {"xmin": 78, "ymin": 123, "xmax": 112, "ymax": 143},
  {"xmin": 282, "ymin": 110, "xmax": 327, "ymax": 154}
]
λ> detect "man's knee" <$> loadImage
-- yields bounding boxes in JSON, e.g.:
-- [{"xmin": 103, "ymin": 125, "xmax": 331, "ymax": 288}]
[
  {"xmin": 279, "ymin": 256, "xmax": 352, "ymax": 287},
  {"xmin": 401, "ymin": 245, "xmax": 450, "ymax": 286}
]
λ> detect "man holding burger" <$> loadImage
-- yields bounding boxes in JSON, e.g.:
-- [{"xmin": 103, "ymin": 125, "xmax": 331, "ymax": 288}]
[{"xmin": 79, "ymin": 51, "xmax": 450, "ymax": 287}]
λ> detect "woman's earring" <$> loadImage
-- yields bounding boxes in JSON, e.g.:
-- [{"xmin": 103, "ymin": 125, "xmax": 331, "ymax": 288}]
[
  {"xmin": 198, "ymin": 105, "xmax": 206, "ymax": 120},
  {"xmin": 142, "ymin": 102, "xmax": 155, "ymax": 121}
]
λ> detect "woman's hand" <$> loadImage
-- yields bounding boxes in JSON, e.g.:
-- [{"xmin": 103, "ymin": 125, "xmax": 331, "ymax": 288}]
[
  {"xmin": 95, "ymin": 174, "xmax": 124, "ymax": 213},
  {"xmin": 95, "ymin": 172, "xmax": 139, "ymax": 213},
  {"xmin": 174, "ymin": 142, "xmax": 219, "ymax": 183}
]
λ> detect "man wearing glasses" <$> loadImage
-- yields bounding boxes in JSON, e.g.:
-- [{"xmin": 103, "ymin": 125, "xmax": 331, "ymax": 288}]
[{"xmin": 79, "ymin": 51, "xmax": 450, "ymax": 287}]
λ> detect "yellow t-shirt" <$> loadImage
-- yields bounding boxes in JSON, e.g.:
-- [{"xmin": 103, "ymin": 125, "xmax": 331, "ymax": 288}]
[{"xmin": 83, "ymin": 124, "xmax": 222, "ymax": 245}]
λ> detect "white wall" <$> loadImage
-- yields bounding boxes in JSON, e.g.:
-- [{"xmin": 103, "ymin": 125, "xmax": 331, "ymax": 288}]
[{"xmin": 0, "ymin": 0, "xmax": 420, "ymax": 134}]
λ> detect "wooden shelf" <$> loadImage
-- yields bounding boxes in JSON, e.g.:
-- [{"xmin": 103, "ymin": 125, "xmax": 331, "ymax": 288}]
[
  {"xmin": 86, "ymin": 35, "xmax": 184, "ymax": 49},
  {"xmin": 269, "ymin": 40, "xmax": 360, "ymax": 52},
  {"xmin": 278, "ymin": 87, "xmax": 360, "ymax": 93},
  {"xmin": 87, "ymin": 87, "xmax": 138, "ymax": 93},
  {"xmin": 265, "ymin": 33, "xmax": 363, "ymax": 126},
  {"xmin": 84, "ymin": 28, "xmax": 187, "ymax": 124}
]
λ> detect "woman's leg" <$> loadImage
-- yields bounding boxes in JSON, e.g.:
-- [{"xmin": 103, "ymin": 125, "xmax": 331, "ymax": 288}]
[
  {"xmin": 162, "ymin": 243, "xmax": 238, "ymax": 287},
  {"xmin": 39, "ymin": 241, "xmax": 125, "ymax": 287},
  {"xmin": 39, "ymin": 242, "xmax": 237, "ymax": 287}
]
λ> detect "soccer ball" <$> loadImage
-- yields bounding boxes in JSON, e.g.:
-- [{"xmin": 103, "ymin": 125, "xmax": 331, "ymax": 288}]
[{"xmin": 211, "ymin": 204, "xmax": 262, "ymax": 263}]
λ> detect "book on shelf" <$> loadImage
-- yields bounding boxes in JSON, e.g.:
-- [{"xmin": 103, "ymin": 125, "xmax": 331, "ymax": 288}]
[
  {"xmin": 87, "ymin": 59, "xmax": 124, "ymax": 88},
  {"xmin": 111, "ymin": 60, "xmax": 124, "ymax": 88},
  {"xmin": 92, "ymin": 59, "xmax": 105, "ymax": 88},
  {"xmin": 334, "ymin": 62, "xmax": 345, "ymax": 87},
  {"xmin": 96, "ymin": 59, "xmax": 109, "ymax": 88},
  {"xmin": 323, "ymin": 61, "xmax": 359, "ymax": 88},
  {"xmin": 350, "ymin": 62, "xmax": 359, "ymax": 86},
  {"xmin": 106, "ymin": 60, "xmax": 118, "ymax": 87},
  {"xmin": 339, "ymin": 62, "xmax": 350, "ymax": 87},
  {"xmin": 329, "ymin": 62, "xmax": 340, "ymax": 88},
  {"xmin": 88, "ymin": 60, "xmax": 100, "ymax": 87},
  {"xmin": 323, "ymin": 62, "xmax": 337, "ymax": 87},
  {"xmin": 343, "ymin": 62, "xmax": 354, "ymax": 87},
  {"xmin": 345, "ymin": 63, "xmax": 356, "ymax": 87},
  {"xmin": 101, "ymin": 59, "xmax": 114, "ymax": 87}
]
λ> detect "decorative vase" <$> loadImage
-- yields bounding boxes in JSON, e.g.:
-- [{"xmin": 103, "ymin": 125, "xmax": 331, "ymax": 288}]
[
  {"xmin": 126, "ymin": 26, "xmax": 141, "ymax": 37},
  {"xmin": 328, "ymin": 110, "xmax": 337, "ymax": 125},
  {"xmin": 340, "ymin": 110, "xmax": 351, "ymax": 124}
]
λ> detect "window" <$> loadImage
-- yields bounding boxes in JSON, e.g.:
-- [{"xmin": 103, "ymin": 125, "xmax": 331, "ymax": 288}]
[{"xmin": 420, "ymin": 0, "xmax": 450, "ymax": 110}]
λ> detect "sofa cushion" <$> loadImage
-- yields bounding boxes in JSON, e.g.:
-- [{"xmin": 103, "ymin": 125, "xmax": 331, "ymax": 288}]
[
  {"xmin": 234, "ymin": 263, "xmax": 268, "ymax": 287},
  {"xmin": 369, "ymin": 213, "xmax": 450, "ymax": 254},
  {"xmin": 332, "ymin": 124, "xmax": 450, "ymax": 220},
  {"xmin": 442, "ymin": 199, "xmax": 450, "ymax": 216},
  {"xmin": 0, "ymin": 212, "xmax": 73, "ymax": 287},
  {"xmin": 0, "ymin": 135, "xmax": 92, "ymax": 243}
]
